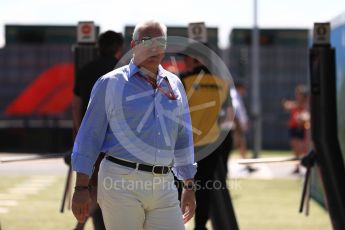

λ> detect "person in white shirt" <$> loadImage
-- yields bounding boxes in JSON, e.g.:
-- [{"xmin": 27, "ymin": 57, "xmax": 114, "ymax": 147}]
[{"xmin": 230, "ymin": 82, "xmax": 256, "ymax": 172}]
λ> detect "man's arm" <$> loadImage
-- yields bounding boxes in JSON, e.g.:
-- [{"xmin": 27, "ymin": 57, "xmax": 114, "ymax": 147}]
[
  {"xmin": 173, "ymin": 79, "xmax": 197, "ymax": 223},
  {"xmin": 71, "ymin": 77, "xmax": 109, "ymax": 223},
  {"xmin": 72, "ymin": 95, "xmax": 82, "ymax": 138},
  {"xmin": 72, "ymin": 77, "xmax": 109, "ymax": 176}
]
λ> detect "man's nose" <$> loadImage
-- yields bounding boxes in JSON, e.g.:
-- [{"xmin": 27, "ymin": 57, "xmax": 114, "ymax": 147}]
[{"xmin": 150, "ymin": 46, "xmax": 158, "ymax": 52}]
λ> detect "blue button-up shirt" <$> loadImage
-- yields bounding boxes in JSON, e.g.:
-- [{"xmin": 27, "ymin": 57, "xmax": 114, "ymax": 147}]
[{"xmin": 72, "ymin": 60, "xmax": 197, "ymax": 180}]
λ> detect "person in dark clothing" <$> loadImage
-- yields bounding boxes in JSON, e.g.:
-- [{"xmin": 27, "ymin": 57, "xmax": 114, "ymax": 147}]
[
  {"xmin": 73, "ymin": 31, "xmax": 124, "ymax": 127},
  {"xmin": 179, "ymin": 43, "xmax": 233, "ymax": 230},
  {"xmin": 72, "ymin": 30, "xmax": 124, "ymax": 230}
]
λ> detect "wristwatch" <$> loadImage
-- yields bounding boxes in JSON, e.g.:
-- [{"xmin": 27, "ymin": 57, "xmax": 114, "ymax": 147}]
[
  {"xmin": 183, "ymin": 182, "xmax": 196, "ymax": 191},
  {"xmin": 74, "ymin": 185, "xmax": 90, "ymax": 192}
]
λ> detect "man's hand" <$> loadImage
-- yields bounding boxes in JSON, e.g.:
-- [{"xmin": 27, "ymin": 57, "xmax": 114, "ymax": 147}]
[
  {"xmin": 181, "ymin": 188, "xmax": 196, "ymax": 223},
  {"xmin": 72, "ymin": 173, "xmax": 91, "ymax": 223},
  {"xmin": 72, "ymin": 189, "xmax": 91, "ymax": 223}
]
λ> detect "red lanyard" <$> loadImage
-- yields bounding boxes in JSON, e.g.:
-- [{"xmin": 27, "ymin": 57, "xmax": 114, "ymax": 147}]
[{"xmin": 135, "ymin": 72, "xmax": 177, "ymax": 100}]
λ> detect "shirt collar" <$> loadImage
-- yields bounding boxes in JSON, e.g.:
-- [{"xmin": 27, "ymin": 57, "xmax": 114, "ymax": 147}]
[{"xmin": 128, "ymin": 59, "xmax": 166, "ymax": 82}]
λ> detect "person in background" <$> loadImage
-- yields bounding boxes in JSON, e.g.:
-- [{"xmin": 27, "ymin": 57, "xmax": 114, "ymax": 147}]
[
  {"xmin": 72, "ymin": 30, "xmax": 124, "ymax": 230},
  {"xmin": 180, "ymin": 42, "xmax": 232, "ymax": 230},
  {"xmin": 283, "ymin": 84, "xmax": 310, "ymax": 174},
  {"xmin": 230, "ymin": 81, "xmax": 256, "ymax": 172}
]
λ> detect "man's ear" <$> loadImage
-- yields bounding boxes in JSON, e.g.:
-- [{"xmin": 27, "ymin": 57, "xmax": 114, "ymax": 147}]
[{"xmin": 130, "ymin": 40, "xmax": 136, "ymax": 49}]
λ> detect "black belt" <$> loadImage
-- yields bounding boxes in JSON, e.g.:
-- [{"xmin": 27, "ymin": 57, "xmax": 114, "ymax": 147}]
[{"xmin": 105, "ymin": 156, "xmax": 171, "ymax": 174}]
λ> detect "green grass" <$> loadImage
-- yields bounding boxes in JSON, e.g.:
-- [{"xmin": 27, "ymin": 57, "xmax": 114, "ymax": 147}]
[
  {"xmin": 0, "ymin": 176, "xmax": 93, "ymax": 230},
  {"xmin": 230, "ymin": 179, "xmax": 332, "ymax": 230},
  {"xmin": 0, "ymin": 175, "xmax": 331, "ymax": 230},
  {"xmin": 0, "ymin": 176, "xmax": 29, "ymax": 193}
]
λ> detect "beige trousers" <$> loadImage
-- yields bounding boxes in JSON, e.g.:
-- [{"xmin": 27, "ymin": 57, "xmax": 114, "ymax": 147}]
[{"xmin": 97, "ymin": 159, "xmax": 185, "ymax": 230}]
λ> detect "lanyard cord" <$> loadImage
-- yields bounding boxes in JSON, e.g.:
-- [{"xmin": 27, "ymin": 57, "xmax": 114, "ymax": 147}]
[{"xmin": 135, "ymin": 73, "xmax": 177, "ymax": 100}]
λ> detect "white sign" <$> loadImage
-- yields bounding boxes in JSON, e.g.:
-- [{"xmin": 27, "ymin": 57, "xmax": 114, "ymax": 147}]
[
  {"xmin": 313, "ymin": 23, "xmax": 330, "ymax": 45},
  {"xmin": 188, "ymin": 22, "xmax": 208, "ymax": 43},
  {"xmin": 77, "ymin": 21, "xmax": 96, "ymax": 43}
]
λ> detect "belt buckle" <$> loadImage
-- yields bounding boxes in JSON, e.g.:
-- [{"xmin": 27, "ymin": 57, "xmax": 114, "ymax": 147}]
[{"xmin": 152, "ymin": 165, "xmax": 170, "ymax": 175}]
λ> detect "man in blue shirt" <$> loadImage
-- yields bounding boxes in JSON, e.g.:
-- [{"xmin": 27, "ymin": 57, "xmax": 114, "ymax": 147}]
[{"xmin": 71, "ymin": 20, "xmax": 197, "ymax": 229}]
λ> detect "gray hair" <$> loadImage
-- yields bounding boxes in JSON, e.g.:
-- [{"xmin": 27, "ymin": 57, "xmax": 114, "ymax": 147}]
[{"xmin": 132, "ymin": 20, "xmax": 167, "ymax": 41}]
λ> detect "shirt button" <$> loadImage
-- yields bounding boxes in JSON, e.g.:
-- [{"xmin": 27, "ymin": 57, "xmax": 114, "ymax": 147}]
[
  {"xmin": 158, "ymin": 132, "xmax": 161, "ymax": 135},
  {"xmin": 157, "ymin": 115, "xmax": 159, "ymax": 118},
  {"xmin": 158, "ymin": 150, "xmax": 161, "ymax": 153}
]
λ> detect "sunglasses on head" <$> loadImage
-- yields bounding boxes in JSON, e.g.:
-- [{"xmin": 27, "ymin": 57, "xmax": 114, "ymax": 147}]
[{"xmin": 135, "ymin": 36, "xmax": 167, "ymax": 48}]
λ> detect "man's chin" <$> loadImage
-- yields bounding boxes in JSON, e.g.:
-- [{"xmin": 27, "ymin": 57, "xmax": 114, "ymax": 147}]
[
  {"xmin": 146, "ymin": 55, "xmax": 162, "ymax": 62},
  {"xmin": 141, "ymin": 57, "xmax": 162, "ymax": 67}
]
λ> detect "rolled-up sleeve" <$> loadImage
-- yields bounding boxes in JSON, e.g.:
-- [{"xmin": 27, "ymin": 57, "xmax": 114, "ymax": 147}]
[
  {"xmin": 172, "ymin": 80, "xmax": 197, "ymax": 180},
  {"xmin": 72, "ymin": 77, "xmax": 109, "ymax": 177}
]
